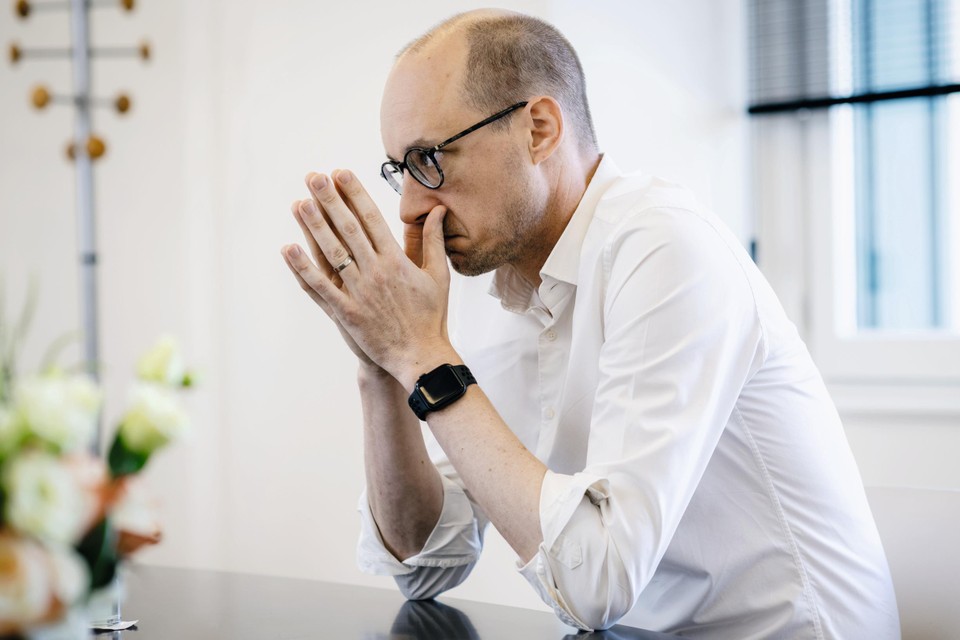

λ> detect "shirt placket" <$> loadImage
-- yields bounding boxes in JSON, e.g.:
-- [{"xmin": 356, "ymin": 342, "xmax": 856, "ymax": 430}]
[{"xmin": 532, "ymin": 285, "xmax": 571, "ymax": 462}]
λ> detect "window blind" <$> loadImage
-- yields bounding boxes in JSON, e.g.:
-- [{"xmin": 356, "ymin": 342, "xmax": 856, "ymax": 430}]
[{"xmin": 748, "ymin": 0, "xmax": 960, "ymax": 114}]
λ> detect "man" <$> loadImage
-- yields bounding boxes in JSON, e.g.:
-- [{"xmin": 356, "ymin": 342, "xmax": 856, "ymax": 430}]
[{"xmin": 281, "ymin": 9, "xmax": 900, "ymax": 638}]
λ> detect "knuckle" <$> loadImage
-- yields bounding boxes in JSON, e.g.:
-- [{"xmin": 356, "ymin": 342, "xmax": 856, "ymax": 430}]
[
  {"xmin": 329, "ymin": 245, "xmax": 349, "ymax": 263},
  {"xmin": 318, "ymin": 189, "xmax": 339, "ymax": 206},
  {"xmin": 340, "ymin": 305, "xmax": 360, "ymax": 326},
  {"xmin": 341, "ymin": 220, "xmax": 361, "ymax": 237},
  {"xmin": 304, "ymin": 209, "xmax": 326, "ymax": 228},
  {"xmin": 361, "ymin": 208, "xmax": 382, "ymax": 226},
  {"xmin": 307, "ymin": 273, "xmax": 332, "ymax": 296},
  {"xmin": 340, "ymin": 178, "xmax": 361, "ymax": 196}
]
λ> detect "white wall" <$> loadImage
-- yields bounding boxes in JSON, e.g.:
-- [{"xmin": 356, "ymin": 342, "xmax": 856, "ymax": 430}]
[{"xmin": 1, "ymin": 0, "xmax": 747, "ymax": 611}]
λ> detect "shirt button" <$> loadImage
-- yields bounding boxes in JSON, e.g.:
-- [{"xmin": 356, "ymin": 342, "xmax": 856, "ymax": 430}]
[
  {"xmin": 544, "ymin": 407, "xmax": 556, "ymax": 420},
  {"xmin": 545, "ymin": 330, "xmax": 557, "ymax": 342}
]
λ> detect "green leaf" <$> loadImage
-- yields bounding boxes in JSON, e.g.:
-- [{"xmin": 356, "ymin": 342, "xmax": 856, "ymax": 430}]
[
  {"xmin": 75, "ymin": 518, "xmax": 118, "ymax": 591},
  {"xmin": 6, "ymin": 273, "xmax": 39, "ymax": 379},
  {"xmin": 108, "ymin": 433, "xmax": 150, "ymax": 478},
  {"xmin": 0, "ymin": 484, "xmax": 7, "ymax": 528}
]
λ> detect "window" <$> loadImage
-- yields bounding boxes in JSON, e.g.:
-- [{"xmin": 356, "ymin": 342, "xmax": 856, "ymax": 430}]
[
  {"xmin": 847, "ymin": 0, "xmax": 957, "ymax": 332},
  {"xmin": 749, "ymin": 0, "xmax": 960, "ymax": 412}
]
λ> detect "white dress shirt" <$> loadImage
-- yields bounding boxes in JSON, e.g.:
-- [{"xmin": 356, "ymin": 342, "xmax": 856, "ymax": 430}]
[{"xmin": 357, "ymin": 157, "xmax": 900, "ymax": 638}]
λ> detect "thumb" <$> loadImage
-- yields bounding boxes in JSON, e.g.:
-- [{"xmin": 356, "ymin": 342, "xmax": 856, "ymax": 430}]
[{"xmin": 421, "ymin": 205, "xmax": 448, "ymax": 278}]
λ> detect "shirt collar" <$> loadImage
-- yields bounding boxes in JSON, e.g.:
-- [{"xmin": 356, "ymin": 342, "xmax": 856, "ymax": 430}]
[
  {"xmin": 539, "ymin": 155, "xmax": 621, "ymax": 286},
  {"xmin": 489, "ymin": 155, "xmax": 622, "ymax": 314}
]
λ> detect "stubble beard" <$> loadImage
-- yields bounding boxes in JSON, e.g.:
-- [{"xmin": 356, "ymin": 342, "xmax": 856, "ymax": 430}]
[{"xmin": 447, "ymin": 188, "xmax": 546, "ymax": 277}]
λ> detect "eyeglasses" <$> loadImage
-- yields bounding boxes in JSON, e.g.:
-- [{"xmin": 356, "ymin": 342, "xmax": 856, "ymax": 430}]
[{"xmin": 380, "ymin": 101, "xmax": 528, "ymax": 195}]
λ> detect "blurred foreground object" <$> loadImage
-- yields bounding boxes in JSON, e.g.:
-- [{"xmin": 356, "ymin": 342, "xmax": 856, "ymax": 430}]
[{"xmin": 1, "ymin": 290, "xmax": 195, "ymax": 635}]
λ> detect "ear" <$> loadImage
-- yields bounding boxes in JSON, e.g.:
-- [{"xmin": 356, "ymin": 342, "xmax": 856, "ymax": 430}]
[{"xmin": 524, "ymin": 96, "xmax": 564, "ymax": 165}]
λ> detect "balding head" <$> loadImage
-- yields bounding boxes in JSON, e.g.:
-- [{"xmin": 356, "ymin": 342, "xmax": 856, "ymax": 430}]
[
  {"xmin": 379, "ymin": 10, "xmax": 601, "ymax": 282},
  {"xmin": 395, "ymin": 10, "xmax": 598, "ymax": 153}
]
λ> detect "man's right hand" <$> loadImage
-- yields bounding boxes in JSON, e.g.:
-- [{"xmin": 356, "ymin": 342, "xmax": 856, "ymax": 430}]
[{"xmin": 283, "ymin": 191, "xmax": 378, "ymax": 370}]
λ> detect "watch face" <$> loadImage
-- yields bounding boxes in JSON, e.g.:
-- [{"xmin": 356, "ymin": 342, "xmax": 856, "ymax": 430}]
[{"xmin": 420, "ymin": 366, "xmax": 466, "ymax": 405}]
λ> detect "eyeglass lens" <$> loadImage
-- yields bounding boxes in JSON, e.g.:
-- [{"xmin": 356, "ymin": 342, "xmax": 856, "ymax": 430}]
[
  {"xmin": 383, "ymin": 149, "xmax": 443, "ymax": 195},
  {"xmin": 406, "ymin": 150, "xmax": 441, "ymax": 189},
  {"xmin": 382, "ymin": 164, "xmax": 404, "ymax": 193}
]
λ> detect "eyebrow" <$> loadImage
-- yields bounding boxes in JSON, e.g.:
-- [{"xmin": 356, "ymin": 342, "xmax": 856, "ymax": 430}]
[{"xmin": 386, "ymin": 137, "xmax": 438, "ymax": 163}]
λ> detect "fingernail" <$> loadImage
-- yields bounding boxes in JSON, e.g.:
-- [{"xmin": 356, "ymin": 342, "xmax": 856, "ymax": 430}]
[
  {"xmin": 310, "ymin": 175, "xmax": 328, "ymax": 191},
  {"xmin": 337, "ymin": 170, "xmax": 353, "ymax": 185},
  {"xmin": 300, "ymin": 200, "xmax": 315, "ymax": 216},
  {"xmin": 289, "ymin": 245, "xmax": 302, "ymax": 258}
]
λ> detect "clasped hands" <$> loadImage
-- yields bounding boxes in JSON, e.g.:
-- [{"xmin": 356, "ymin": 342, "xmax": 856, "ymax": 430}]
[{"xmin": 281, "ymin": 170, "xmax": 456, "ymax": 390}]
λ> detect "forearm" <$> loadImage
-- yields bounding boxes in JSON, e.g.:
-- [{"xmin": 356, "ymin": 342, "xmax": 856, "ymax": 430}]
[
  {"xmin": 397, "ymin": 351, "xmax": 547, "ymax": 564},
  {"xmin": 359, "ymin": 363, "xmax": 443, "ymax": 561},
  {"xmin": 428, "ymin": 387, "xmax": 546, "ymax": 562}
]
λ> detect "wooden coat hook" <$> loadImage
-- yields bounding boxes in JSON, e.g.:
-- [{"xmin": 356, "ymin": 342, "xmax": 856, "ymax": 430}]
[
  {"xmin": 14, "ymin": 0, "xmax": 135, "ymax": 19},
  {"xmin": 66, "ymin": 135, "xmax": 107, "ymax": 161}
]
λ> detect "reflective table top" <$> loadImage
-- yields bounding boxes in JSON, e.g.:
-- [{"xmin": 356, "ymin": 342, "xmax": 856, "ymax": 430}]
[{"xmin": 109, "ymin": 565, "xmax": 674, "ymax": 639}]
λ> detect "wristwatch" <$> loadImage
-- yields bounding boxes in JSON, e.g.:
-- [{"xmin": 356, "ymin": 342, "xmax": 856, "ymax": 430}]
[{"xmin": 408, "ymin": 364, "xmax": 477, "ymax": 421}]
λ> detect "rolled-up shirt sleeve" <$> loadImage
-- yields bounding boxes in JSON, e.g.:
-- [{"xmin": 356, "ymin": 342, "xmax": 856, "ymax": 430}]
[
  {"xmin": 357, "ymin": 452, "xmax": 488, "ymax": 600},
  {"xmin": 519, "ymin": 208, "xmax": 766, "ymax": 630}
]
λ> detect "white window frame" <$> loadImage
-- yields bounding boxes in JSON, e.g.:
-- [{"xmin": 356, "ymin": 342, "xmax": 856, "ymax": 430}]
[
  {"xmin": 750, "ymin": 0, "xmax": 960, "ymax": 416},
  {"xmin": 753, "ymin": 106, "xmax": 960, "ymax": 417}
]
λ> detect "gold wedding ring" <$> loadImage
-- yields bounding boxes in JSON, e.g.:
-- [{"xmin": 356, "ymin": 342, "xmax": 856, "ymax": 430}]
[{"xmin": 333, "ymin": 255, "xmax": 354, "ymax": 274}]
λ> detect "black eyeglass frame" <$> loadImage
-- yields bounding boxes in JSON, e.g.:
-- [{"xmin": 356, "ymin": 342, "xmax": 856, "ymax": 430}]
[{"xmin": 381, "ymin": 101, "xmax": 529, "ymax": 194}]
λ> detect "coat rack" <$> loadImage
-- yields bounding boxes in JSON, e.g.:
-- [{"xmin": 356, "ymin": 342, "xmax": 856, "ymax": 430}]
[{"xmin": 8, "ymin": 0, "xmax": 150, "ymax": 454}]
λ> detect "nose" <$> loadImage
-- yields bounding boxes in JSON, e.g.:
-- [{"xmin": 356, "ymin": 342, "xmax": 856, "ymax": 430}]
[{"xmin": 397, "ymin": 173, "xmax": 442, "ymax": 226}]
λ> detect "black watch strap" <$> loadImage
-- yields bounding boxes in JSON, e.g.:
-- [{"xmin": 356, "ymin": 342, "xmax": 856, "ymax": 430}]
[
  {"xmin": 452, "ymin": 364, "xmax": 477, "ymax": 386},
  {"xmin": 408, "ymin": 364, "xmax": 476, "ymax": 421}
]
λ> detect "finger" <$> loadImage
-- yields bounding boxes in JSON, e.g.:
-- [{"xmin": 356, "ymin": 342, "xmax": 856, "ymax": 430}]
[
  {"xmin": 333, "ymin": 169, "xmax": 399, "ymax": 254},
  {"xmin": 281, "ymin": 244, "xmax": 346, "ymax": 307},
  {"xmin": 292, "ymin": 199, "xmax": 340, "ymax": 280},
  {"xmin": 296, "ymin": 198, "xmax": 359, "ymax": 282},
  {"xmin": 421, "ymin": 205, "xmax": 449, "ymax": 283},
  {"xmin": 403, "ymin": 222, "xmax": 424, "ymax": 266},
  {"xmin": 292, "ymin": 203, "xmax": 347, "ymax": 292},
  {"xmin": 306, "ymin": 173, "xmax": 376, "ymax": 264},
  {"xmin": 281, "ymin": 245, "xmax": 331, "ymax": 310}
]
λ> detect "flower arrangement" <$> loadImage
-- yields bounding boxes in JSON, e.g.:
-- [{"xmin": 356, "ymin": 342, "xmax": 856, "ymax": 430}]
[{"xmin": 0, "ymin": 297, "xmax": 193, "ymax": 636}]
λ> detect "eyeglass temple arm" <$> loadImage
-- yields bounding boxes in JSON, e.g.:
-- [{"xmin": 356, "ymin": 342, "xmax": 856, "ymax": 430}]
[{"xmin": 432, "ymin": 101, "xmax": 529, "ymax": 152}]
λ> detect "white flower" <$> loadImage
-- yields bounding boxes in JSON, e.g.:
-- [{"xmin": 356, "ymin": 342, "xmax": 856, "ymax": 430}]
[
  {"xmin": 119, "ymin": 382, "xmax": 189, "ymax": 455},
  {"xmin": 46, "ymin": 544, "xmax": 89, "ymax": 608},
  {"xmin": 136, "ymin": 335, "xmax": 186, "ymax": 386},
  {"xmin": 62, "ymin": 453, "xmax": 110, "ymax": 534},
  {"xmin": 13, "ymin": 374, "xmax": 101, "ymax": 453},
  {"xmin": 0, "ymin": 534, "xmax": 52, "ymax": 629},
  {"xmin": 0, "ymin": 536, "xmax": 88, "ymax": 632},
  {"xmin": 2, "ymin": 450, "xmax": 89, "ymax": 545}
]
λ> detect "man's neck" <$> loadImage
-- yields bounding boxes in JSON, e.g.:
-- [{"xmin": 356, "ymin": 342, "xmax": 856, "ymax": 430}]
[{"xmin": 514, "ymin": 152, "xmax": 603, "ymax": 287}]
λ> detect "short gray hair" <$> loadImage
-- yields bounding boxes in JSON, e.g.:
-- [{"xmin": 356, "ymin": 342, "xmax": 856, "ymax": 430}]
[{"xmin": 399, "ymin": 12, "xmax": 598, "ymax": 152}]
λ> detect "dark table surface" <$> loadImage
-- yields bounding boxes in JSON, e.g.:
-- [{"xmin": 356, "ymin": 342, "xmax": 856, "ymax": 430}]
[{"xmin": 108, "ymin": 565, "xmax": 673, "ymax": 639}]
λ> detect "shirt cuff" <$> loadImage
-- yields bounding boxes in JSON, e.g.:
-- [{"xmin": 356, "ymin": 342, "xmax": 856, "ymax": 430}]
[
  {"xmin": 513, "ymin": 470, "xmax": 612, "ymax": 631},
  {"xmin": 539, "ymin": 469, "xmax": 610, "ymax": 550},
  {"xmin": 517, "ymin": 545, "xmax": 593, "ymax": 630},
  {"xmin": 357, "ymin": 474, "xmax": 482, "ymax": 576}
]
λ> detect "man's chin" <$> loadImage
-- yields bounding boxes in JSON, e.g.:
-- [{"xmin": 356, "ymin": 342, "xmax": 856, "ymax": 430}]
[{"xmin": 448, "ymin": 252, "xmax": 497, "ymax": 277}]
